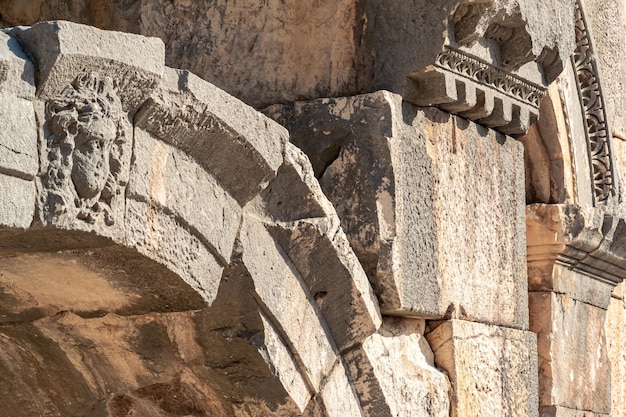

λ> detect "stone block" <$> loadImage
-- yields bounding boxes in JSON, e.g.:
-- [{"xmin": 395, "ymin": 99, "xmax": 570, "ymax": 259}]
[
  {"xmin": 529, "ymin": 292, "xmax": 611, "ymax": 414},
  {"xmin": 426, "ymin": 319, "xmax": 538, "ymax": 417},
  {"xmin": 125, "ymin": 199, "xmax": 224, "ymax": 305},
  {"xmin": 262, "ymin": 143, "xmax": 381, "ymax": 351},
  {"xmin": 0, "ymin": 31, "xmax": 35, "ymax": 98},
  {"xmin": 539, "ymin": 406, "xmax": 609, "ymax": 417},
  {"xmin": 13, "ymin": 20, "xmax": 164, "ymax": 112},
  {"xmin": 606, "ymin": 295, "xmax": 626, "ymax": 417},
  {"xmin": 283, "ymin": 91, "xmax": 528, "ymax": 327},
  {"xmin": 344, "ymin": 318, "xmax": 450, "ymax": 417},
  {"xmin": 239, "ymin": 214, "xmax": 336, "ymax": 391},
  {"xmin": 0, "ymin": 96, "xmax": 37, "ymax": 179},
  {"xmin": 0, "ymin": 173, "xmax": 34, "ymax": 232},
  {"xmin": 135, "ymin": 68, "xmax": 287, "ymax": 205},
  {"xmin": 316, "ymin": 360, "xmax": 364, "ymax": 417},
  {"xmin": 0, "ymin": 32, "xmax": 37, "ymax": 179},
  {"xmin": 128, "ymin": 128, "xmax": 241, "ymax": 263}
]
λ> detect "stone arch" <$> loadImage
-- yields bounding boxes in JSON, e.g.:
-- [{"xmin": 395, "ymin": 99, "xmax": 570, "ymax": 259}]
[{"xmin": 0, "ymin": 20, "xmax": 417, "ymax": 417}]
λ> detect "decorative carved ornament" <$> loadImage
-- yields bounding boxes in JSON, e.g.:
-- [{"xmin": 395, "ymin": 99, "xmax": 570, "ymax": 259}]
[
  {"xmin": 435, "ymin": 47, "xmax": 545, "ymax": 108},
  {"xmin": 42, "ymin": 72, "xmax": 130, "ymax": 226},
  {"xmin": 571, "ymin": 0, "xmax": 615, "ymax": 203}
]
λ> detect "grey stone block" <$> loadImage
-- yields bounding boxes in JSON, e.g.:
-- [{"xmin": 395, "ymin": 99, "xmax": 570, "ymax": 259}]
[
  {"xmin": 125, "ymin": 199, "xmax": 224, "ymax": 306},
  {"xmin": 13, "ymin": 20, "xmax": 164, "ymax": 112},
  {"xmin": 135, "ymin": 68, "xmax": 287, "ymax": 205},
  {"xmin": 0, "ymin": 32, "xmax": 37, "ymax": 180},
  {"xmin": 0, "ymin": 173, "xmax": 35, "ymax": 232},
  {"xmin": 128, "ymin": 128, "xmax": 241, "ymax": 263}
]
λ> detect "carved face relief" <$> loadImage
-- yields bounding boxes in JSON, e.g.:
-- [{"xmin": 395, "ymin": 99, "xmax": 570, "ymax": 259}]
[
  {"xmin": 71, "ymin": 109, "xmax": 116, "ymax": 199},
  {"xmin": 43, "ymin": 72, "xmax": 129, "ymax": 226}
]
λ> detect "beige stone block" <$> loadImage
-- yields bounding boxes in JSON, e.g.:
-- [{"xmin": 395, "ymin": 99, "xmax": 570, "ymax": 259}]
[
  {"xmin": 540, "ymin": 406, "xmax": 609, "ymax": 417},
  {"xmin": 128, "ymin": 128, "xmax": 241, "ymax": 263},
  {"xmin": 606, "ymin": 296, "xmax": 626, "ymax": 417},
  {"xmin": 344, "ymin": 318, "xmax": 450, "ymax": 417},
  {"xmin": 529, "ymin": 292, "xmax": 611, "ymax": 414},
  {"xmin": 291, "ymin": 92, "xmax": 528, "ymax": 327},
  {"xmin": 317, "ymin": 360, "xmax": 364, "ymax": 417},
  {"xmin": 426, "ymin": 319, "xmax": 538, "ymax": 417},
  {"xmin": 239, "ymin": 214, "xmax": 336, "ymax": 392},
  {"xmin": 135, "ymin": 68, "xmax": 287, "ymax": 205}
]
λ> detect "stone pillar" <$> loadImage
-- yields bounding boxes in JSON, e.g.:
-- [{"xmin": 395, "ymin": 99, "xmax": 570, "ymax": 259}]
[{"xmin": 527, "ymin": 203, "xmax": 626, "ymax": 417}]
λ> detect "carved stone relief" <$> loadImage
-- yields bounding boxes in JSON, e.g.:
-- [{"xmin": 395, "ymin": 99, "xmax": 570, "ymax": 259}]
[
  {"xmin": 41, "ymin": 72, "xmax": 130, "ymax": 226},
  {"xmin": 571, "ymin": 0, "xmax": 615, "ymax": 203},
  {"xmin": 405, "ymin": 0, "xmax": 575, "ymax": 136}
]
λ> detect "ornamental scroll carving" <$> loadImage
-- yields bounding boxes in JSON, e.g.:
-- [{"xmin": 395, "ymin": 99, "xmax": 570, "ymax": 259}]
[
  {"xmin": 42, "ymin": 72, "xmax": 130, "ymax": 226},
  {"xmin": 571, "ymin": 0, "xmax": 615, "ymax": 203},
  {"xmin": 435, "ymin": 47, "xmax": 545, "ymax": 108}
]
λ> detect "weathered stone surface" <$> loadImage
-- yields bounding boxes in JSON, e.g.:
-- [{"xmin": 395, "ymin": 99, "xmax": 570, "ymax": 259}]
[
  {"xmin": 125, "ymin": 199, "xmax": 224, "ymax": 305},
  {"xmin": 426, "ymin": 319, "xmax": 539, "ymax": 417},
  {"xmin": 0, "ymin": 306, "xmax": 306, "ymax": 417},
  {"xmin": 0, "ymin": 31, "xmax": 37, "ymax": 179},
  {"xmin": 239, "ymin": 214, "xmax": 336, "ymax": 392},
  {"xmin": 606, "ymin": 292, "xmax": 626, "ymax": 417},
  {"xmin": 0, "ymin": 173, "xmax": 34, "ymax": 232},
  {"xmin": 344, "ymin": 318, "xmax": 450, "ymax": 417},
  {"xmin": 539, "ymin": 407, "xmax": 609, "ymax": 417},
  {"xmin": 316, "ymin": 360, "xmax": 364, "ymax": 417},
  {"xmin": 583, "ymin": 0, "xmax": 626, "ymax": 140},
  {"xmin": 529, "ymin": 292, "xmax": 611, "ymax": 414},
  {"xmin": 34, "ymin": 72, "xmax": 132, "ymax": 242},
  {"xmin": 135, "ymin": 68, "xmax": 287, "ymax": 205},
  {"xmin": 260, "ymin": 143, "xmax": 381, "ymax": 351},
  {"xmin": 12, "ymin": 20, "xmax": 163, "ymax": 112},
  {"xmin": 128, "ymin": 128, "xmax": 241, "ymax": 263},
  {"xmin": 279, "ymin": 91, "xmax": 527, "ymax": 327},
  {"xmin": 0, "ymin": 248, "xmax": 207, "ymax": 323},
  {"xmin": 527, "ymin": 203, "xmax": 626, "ymax": 308}
]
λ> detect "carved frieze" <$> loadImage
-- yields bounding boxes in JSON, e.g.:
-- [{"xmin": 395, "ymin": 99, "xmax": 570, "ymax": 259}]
[
  {"xmin": 571, "ymin": 0, "xmax": 615, "ymax": 203},
  {"xmin": 41, "ymin": 72, "xmax": 131, "ymax": 227},
  {"xmin": 404, "ymin": 0, "xmax": 576, "ymax": 137}
]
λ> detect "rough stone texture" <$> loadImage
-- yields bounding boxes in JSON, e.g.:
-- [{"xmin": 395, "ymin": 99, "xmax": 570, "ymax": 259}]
[
  {"xmin": 239, "ymin": 214, "xmax": 337, "ymax": 394},
  {"xmin": 260, "ymin": 143, "xmax": 381, "ymax": 351},
  {"xmin": 540, "ymin": 407, "xmax": 609, "ymax": 417},
  {"xmin": 12, "ymin": 20, "xmax": 164, "ymax": 112},
  {"xmin": 315, "ymin": 360, "xmax": 364, "ymax": 417},
  {"xmin": 426, "ymin": 319, "xmax": 539, "ymax": 417},
  {"xmin": 128, "ymin": 128, "xmax": 241, "ymax": 263},
  {"xmin": 0, "ymin": 31, "xmax": 37, "ymax": 180},
  {"xmin": 606, "ymin": 287, "xmax": 626, "ymax": 417},
  {"xmin": 583, "ymin": 0, "xmax": 626, "ymax": 140},
  {"xmin": 527, "ymin": 203, "xmax": 626, "ymax": 308},
  {"xmin": 1, "ymin": 0, "xmax": 576, "ymax": 113},
  {"xmin": 529, "ymin": 292, "xmax": 611, "ymax": 415},
  {"xmin": 344, "ymin": 318, "xmax": 450, "ymax": 417},
  {"xmin": 135, "ymin": 67, "xmax": 287, "ymax": 205},
  {"xmin": 273, "ymin": 91, "xmax": 528, "ymax": 328},
  {"xmin": 0, "ymin": 173, "xmax": 34, "ymax": 232},
  {"xmin": 125, "ymin": 199, "xmax": 224, "ymax": 305}
]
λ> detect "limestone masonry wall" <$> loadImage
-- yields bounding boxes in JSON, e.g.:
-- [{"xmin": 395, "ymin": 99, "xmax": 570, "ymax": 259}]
[{"xmin": 0, "ymin": 1, "xmax": 624, "ymax": 417}]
